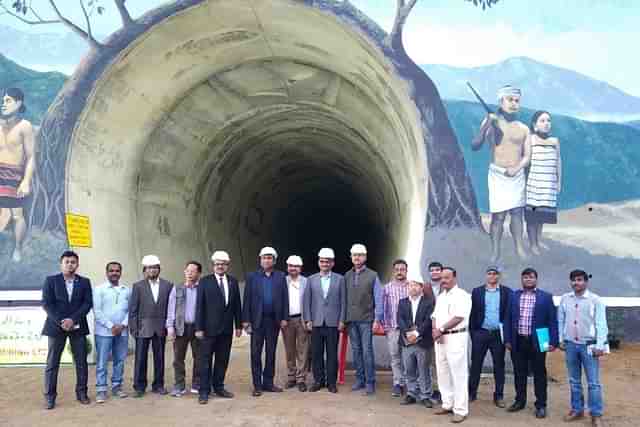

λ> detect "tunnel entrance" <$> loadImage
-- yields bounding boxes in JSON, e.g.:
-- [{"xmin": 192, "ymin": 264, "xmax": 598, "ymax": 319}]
[{"xmin": 65, "ymin": 0, "xmax": 427, "ymax": 283}]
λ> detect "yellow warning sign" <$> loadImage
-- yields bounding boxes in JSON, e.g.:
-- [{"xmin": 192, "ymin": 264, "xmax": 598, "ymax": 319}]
[{"xmin": 65, "ymin": 214, "xmax": 92, "ymax": 248}]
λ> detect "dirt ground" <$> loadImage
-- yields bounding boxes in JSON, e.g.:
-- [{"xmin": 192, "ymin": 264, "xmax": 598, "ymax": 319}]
[{"xmin": 1, "ymin": 339, "xmax": 639, "ymax": 427}]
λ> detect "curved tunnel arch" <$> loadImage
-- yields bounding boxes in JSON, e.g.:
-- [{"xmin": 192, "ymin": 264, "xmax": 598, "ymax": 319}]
[{"xmin": 66, "ymin": 0, "xmax": 427, "ymax": 282}]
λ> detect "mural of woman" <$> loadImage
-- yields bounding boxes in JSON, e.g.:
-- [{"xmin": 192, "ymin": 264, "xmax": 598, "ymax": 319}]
[{"xmin": 525, "ymin": 111, "xmax": 562, "ymax": 255}]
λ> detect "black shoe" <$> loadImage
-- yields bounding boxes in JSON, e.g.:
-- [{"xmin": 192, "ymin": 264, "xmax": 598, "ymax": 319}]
[
  {"xmin": 263, "ymin": 385, "xmax": 283, "ymax": 393},
  {"xmin": 328, "ymin": 385, "xmax": 338, "ymax": 393},
  {"xmin": 198, "ymin": 396, "xmax": 208, "ymax": 404},
  {"xmin": 252, "ymin": 389, "xmax": 262, "ymax": 397},
  {"xmin": 309, "ymin": 383, "xmax": 324, "ymax": 392},
  {"xmin": 77, "ymin": 395, "xmax": 90, "ymax": 405},
  {"xmin": 214, "ymin": 389, "xmax": 234, "ymax": 398},
  {"xmin": 400, "ymin": 395, "xmax": 417, "ymax": 405},
  {"xmin": 535, "ymin": 407, "xmax": 547, "ymax": 418},
  {"xmin": 286, "ymin": 380, "xmax": 297, "ymax": 389},
  {"xmin": 421, "ymin": 399, "xmax": 433, "ymax": 408},
  {"xmin": 44, "ymin": 397, "xmax": 56, "ymax": 410},
  {"xmin": 507, "ymin": 402, "xmax": 526, "ymax": 412},
  {"xmin": 133, "ymin": 390, "xmax": 145, "ymax": 398},
  {"xmin": 298, "ymin": 383, "xmax": 307, "ymax": 392},
  {"xmin": 152, "ymin": 387, "xmax": 168, "ymax": 395}
]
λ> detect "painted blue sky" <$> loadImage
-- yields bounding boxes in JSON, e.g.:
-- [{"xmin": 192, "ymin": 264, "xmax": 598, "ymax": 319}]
[{"xmin": 2, "ymin": 0, "xmax": 639, "ymax": 96}]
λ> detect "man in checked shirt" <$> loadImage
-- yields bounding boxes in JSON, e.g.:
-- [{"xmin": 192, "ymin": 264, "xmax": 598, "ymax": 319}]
[
  {"xmin": 381, "ymin": 259, "xmax": 411, "ymax": 397},
  {"xmin": 504, "ymin": 267, "xmax": 558, "ymax": 419}
]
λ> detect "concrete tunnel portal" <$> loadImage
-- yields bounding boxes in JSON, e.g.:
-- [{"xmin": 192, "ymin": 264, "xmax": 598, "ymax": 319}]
[{"xmin": 65, "ymin": 0, "xmax": 427, "ymax": 283}]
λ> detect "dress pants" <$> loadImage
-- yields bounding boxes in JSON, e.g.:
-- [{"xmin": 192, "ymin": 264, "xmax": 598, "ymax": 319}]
[
  {"xmin": 435, "ymin": 332, "xmax": 469, "ymax": 416},
  {"xmin": 44, "ymin": 333, "xmax": 88, "ymax": 398},
  {"xmin": 512, "ymin": 335, "xmax": 548, "ymax": 409},
  {"xmin": 282, "ymin": 316, "xmax": 310, "ymax": 384},
  {"xmin": 250, "ymin": 315, "xmax": 280, "ymax": 389},
  {"xmin": 198, "ymin": 333, "xmax": 233, "ymax": 397},
  {"xmin": 311, "ymin": 325, "xmax": 339, "ymax": 386},
  {"xmin": 133, "ymin": 334, "xmax": 166, "ymax": 392},
  {"xmin": 469, "ymin": 329, "xmax": 506, "ymax": 400},
  {"xmin": 173, "ymin": 323, "xmax": 201, "ymax": 390}
]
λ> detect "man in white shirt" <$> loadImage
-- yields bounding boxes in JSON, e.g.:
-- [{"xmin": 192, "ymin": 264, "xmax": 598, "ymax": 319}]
[
  {"xmin": 431, "ymin": 267, "xmax": 472, "ymax": 423},
  {"xmin": 281, "ymin": 255, "xmax": 310, "ymax": 392}
]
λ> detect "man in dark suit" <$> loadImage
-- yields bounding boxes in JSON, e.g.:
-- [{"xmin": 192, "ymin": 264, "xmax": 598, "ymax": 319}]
[
  {"xmin": 129, "ymin": 254, "xmax": 174, "ymax": 397},
  {"xmin": 303, "ymin": 248, "xmax": 346, "ymax": 393},
  {"xmin": 41, "ymin": 250, "xmax": 93, "ymax": 409},
  {"xmin": 468, "ymin": 265, "xmax": 512, "ymax": 407},
  {"xmin": 195, "ymin": 251, "xmax": 243, "ymax": 404},
  {"xmin": 397, "ymin": 274, "xmax": 435, "ymax": 408},
  {"xmin": 504, "ymin": 267, "xmax": 559, "ymax": 419},
  {"xmin": 242, "ymin": 246, "xmax": 289, "ymax": 396}
]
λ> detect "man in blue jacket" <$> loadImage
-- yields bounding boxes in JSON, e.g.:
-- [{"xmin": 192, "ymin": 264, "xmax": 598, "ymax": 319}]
[
  {"xmin": 504, "ymin": 267, "xmax": 558, "ymax": 419},
  {"xmin": 242, "ymin": 246, "xmax": 289, "ymax": 396},
  {"xmin": 41, "ymin": 250, "xmax": 93, "ymax": 409}
]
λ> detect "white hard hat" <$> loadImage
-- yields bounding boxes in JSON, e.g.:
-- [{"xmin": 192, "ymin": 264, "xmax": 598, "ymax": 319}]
[
  {"xmin": 408, "ymin": 271, "xmax": 425, "ymax": 284},
  {"xmin": 350, "ymin": 243, "xmax": 367, "ymax": 255},
  {"xmin": 318, "ymin": 248, "xmax": 335, "ymax": 259},
  {"xmin": 259, "ymin": 246, "xmax": 278, "ymax": 258},
  {"xmin": 286, "ymin": 255, "xmax": 303, "ymax": 266},
  {"xmin": 141, "ymin": 254, "xmax": 161, "ymax": 266},
  {"xmin": 211, "ymin": 250, "xmax": 231, "ymax": 262}
]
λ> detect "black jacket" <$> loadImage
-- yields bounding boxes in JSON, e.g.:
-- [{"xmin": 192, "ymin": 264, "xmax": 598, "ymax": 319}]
[
  {"xmin": 469, "ymin": 284, "xmax": 512, "ymax": 332},
  {"xmin": 195, "ymin": 274, "xmax": 242, "ymax": 336},
  {"xmin": 397, "ymin": 296, "xmax": 434, "ymax": 349},
  {"xmin": 241, "ymin": 269, "xmax": 289, "ymax": 329},
  {"xmin": 41, "ymin": 273, "xmax": 93, "ymax": 336}
]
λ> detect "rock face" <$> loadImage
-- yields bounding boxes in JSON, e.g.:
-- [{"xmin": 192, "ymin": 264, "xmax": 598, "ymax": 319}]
[{"xmin": 18, "ymin": 0, "xmax": 479, "ymax": 286}]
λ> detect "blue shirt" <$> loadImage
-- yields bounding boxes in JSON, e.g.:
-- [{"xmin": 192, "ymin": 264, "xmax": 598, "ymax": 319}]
[
  {"xmin": 321, "ymin": 274, "xmax": 331, "ymax": 299},
  {"xmin": 558, "ymin": 290, "xmax": 609, "ymax": 350},
  {"xmin": 93, "ymin": 281, "xmax": 131, "ymax": 336},
  {"xmin": 481, "ymin": 287, "xmax": 501, "ymax": 330},
  {"xmin": 261, "ymin": 272, "xmax": 274, "ymax": 315}
]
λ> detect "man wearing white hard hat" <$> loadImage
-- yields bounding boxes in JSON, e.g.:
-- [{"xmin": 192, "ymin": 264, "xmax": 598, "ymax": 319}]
[
  {"xmin": 281, "ymin": 255, "xmax": 310, "ymax": 392},
  {"xmin": 242, "ymin": 246, "xmax": 289, "ymax": 396},
  {"xmin": 304, "ymin": 248, "xmax": 346, "ymax": 393},
  {"xmin": 344, "ymin": 243, "xmax": 383, "ymax": 395},
  {"xmin": 398, "ymin": 272, "xmax": 435, "ymax": 408},
  {"xmin": 129, "ymin": 255, "xmax": 174, "ymax": 397},
  {"xmin": 195, "ymin": 251, "xmax": 242, "ymax": 404}
]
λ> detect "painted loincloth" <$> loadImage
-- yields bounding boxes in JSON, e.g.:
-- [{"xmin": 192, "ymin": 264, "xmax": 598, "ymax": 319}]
[
  {"xmin": 0, "ymin": 162, "xmax": 25, "ymax": 208},
  {"xmin": 488, "ymin": 163, "xmax": 525, "ymax": 213}
]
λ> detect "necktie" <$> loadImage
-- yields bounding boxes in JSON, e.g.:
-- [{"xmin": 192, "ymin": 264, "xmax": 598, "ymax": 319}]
[{"xmin": 218, "ymin": 276, "xmax": 227, "ymax": 305}]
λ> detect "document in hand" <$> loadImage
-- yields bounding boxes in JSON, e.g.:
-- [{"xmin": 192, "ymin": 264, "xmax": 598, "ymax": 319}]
[{"xmin": 536, "ymin": 327, "xmax": 550, "ymax": 352}]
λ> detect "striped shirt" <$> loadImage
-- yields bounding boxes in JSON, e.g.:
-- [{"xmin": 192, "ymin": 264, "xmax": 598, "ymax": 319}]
[
  {"xmin": 526, "ymin": 141, "xmax": 559, "ymax": 208},
  {"xmin": 382, "ymin": 280, "xmax": 409, "ymax": 331},
  {"xmin": 518, "ymin": 289, "xmax": 537, "ymax": 336}
]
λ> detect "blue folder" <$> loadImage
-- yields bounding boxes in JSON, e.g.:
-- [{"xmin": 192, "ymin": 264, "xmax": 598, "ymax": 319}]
[{"xmin": 536, "ymin": 327, "xmax": 550, "ymax": 352}]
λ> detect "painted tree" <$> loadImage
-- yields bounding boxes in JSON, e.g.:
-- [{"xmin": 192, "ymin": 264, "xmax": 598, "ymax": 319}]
[{"xmin": 0, "ymin": 0, "xmax": 499, "ymax": 233}]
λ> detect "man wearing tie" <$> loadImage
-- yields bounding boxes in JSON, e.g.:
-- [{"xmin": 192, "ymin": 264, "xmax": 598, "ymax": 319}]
[
  {"xmin": 41, "ymin": 250, "xmax": 93, "ymax": 409},
  {"xmin": 129, "ymin": 255, "xmax": 173, "ymax": 397},
  {"xmin": 195, "ymin": 251, "xmax": 243, "ymax": 404},
  {"xmin": 242, "ymin": 246, "xmax": 289, "ymax": 396},
  {"xmin": 304, "ymin": 248, "xmax": 346, "ymax": 393}
]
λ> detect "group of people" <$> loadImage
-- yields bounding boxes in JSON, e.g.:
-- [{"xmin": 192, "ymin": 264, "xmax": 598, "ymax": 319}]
[
  {"xmin": 473, "ymin": 85, "xmax": 562, "ymax": 263},
  {"xmin": 41, "ymin": 246, "xmax": 608, "ymax": 426}
]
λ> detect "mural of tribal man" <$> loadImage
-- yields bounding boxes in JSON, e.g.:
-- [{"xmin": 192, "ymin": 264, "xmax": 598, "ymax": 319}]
[
  {"xmin": 0, "ymin": 88, "xmax": 35, "ymax": 262},
  {"xmin": 472, "ymin": 85, "xmax": 531, "ymax": 264}
]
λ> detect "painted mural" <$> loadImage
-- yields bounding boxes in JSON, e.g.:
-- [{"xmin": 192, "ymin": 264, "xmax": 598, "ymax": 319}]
[{"xmin": 0, "ymin": 0, "xmax": 639, "ymax": 297}]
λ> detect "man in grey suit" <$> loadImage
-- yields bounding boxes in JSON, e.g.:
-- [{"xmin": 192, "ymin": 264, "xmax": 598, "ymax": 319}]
[
  {"xmin": 304, "ymin": 248, "xmax": 346, "ymax": 393},
  {"xmin": 129, "ymin": 255, "xmax": 174, "ymax": 397},
  {"xmin": 282, "ymin": 255, "xmax": 311, "ymax": 392}
]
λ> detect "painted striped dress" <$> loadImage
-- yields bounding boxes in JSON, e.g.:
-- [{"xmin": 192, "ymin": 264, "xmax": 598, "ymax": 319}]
[{"xmin": 525, "ymin": 137, "xmax": 560, "ymax": 224}]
